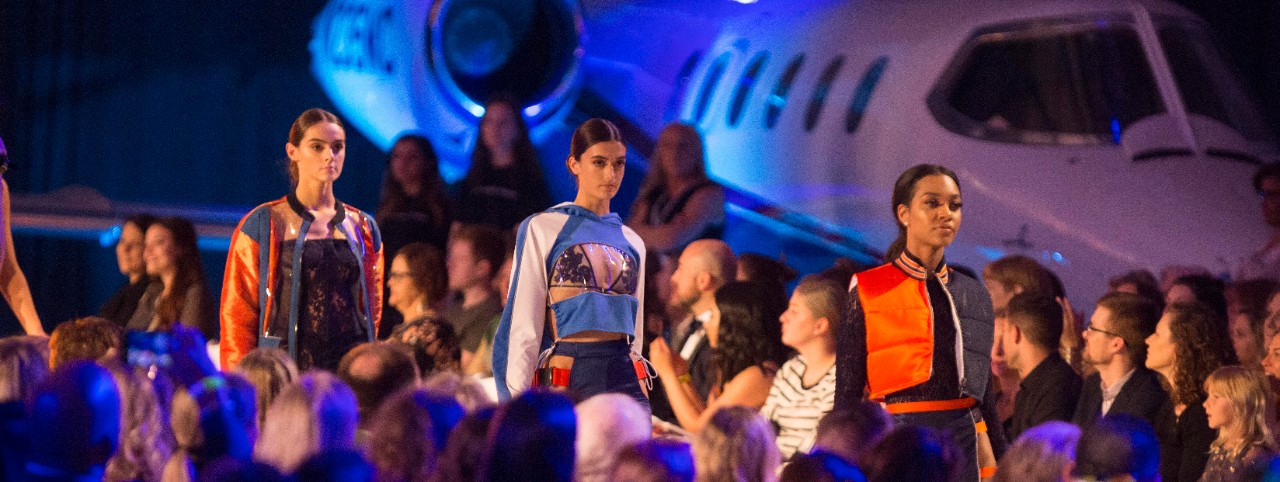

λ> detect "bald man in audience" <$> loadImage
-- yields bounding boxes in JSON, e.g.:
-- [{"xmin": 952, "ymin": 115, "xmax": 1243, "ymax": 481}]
[{"xmin": 654, "ymin": 239, "xmax": 736, "ymax": 403}]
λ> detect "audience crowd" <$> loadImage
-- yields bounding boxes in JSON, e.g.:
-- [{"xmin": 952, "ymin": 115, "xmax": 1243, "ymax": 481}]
[{"xmin": 0, "ymin": 129, "xmax": 1277, "ymax": 482}]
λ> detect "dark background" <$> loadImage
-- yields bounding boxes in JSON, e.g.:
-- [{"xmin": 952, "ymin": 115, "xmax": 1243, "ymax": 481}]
[{"xmin": 0, "ymin": 0, "xmax": 1277, "ymax": 335}]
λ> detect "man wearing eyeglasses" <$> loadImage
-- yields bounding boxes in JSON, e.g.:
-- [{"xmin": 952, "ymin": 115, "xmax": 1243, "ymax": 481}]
[
  {"xmin": 1237, "ymin": 163, "xmax": 1280, "ymax": 282},
  {"xmin": 1072, "ymin": 292, "xmax": 1168, "ymax": 429},
  {"xmin": 0, "ymin": 135, "xmax": 44, "ymax": 336}
]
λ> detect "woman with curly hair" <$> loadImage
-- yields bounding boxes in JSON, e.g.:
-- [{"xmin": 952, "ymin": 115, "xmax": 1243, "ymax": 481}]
[
  {"xmin": 1200, "ymin": 365, "xmax": 1277, "ymax": 481},
  {"xmin": 1146, "ymin": 302, "xmax": 1236, "ymax": 482},
  {"xmin": 650, "ymin": 280, "xmax": 790, "ymax": 433}
]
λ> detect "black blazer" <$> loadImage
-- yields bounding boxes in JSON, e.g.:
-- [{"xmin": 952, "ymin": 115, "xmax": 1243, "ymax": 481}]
[{"xmin": 1071, "ymin": 367, "xmax": 1169, "ymax": 429}]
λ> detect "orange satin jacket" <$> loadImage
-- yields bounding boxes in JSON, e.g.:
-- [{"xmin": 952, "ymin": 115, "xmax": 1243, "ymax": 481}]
[{"xmin": 219, "ymin": 194, "xmax": 383, "ymax": 369}]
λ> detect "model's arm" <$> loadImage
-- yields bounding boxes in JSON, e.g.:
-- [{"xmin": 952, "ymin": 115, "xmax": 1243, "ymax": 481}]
[
  {"xmin": 834, "ymin": 280, "xmax": 867, "ymax": 410},
  {"xmin": 366, "ymin": 216, "xmax": 384, "ymax": 336},
  {"xmin": 0, "ymin": 180, "xmax": 42, "ymax": 336},
  {"xmin": 627, "ymin": 185, "xmax": 725, "ymax": 253},
  {"xmin": 493, "ymin": 216, "xmax": 552, "ymax": 400},
  {"xmin": 219, "ymin": 214, "xmax": 263, "ymax": 370}
]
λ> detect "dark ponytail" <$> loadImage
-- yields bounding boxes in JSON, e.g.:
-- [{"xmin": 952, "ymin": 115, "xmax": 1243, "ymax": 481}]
[{"xmin": 885, "ymin": 164, "xmax": 961, "ymax": 262}]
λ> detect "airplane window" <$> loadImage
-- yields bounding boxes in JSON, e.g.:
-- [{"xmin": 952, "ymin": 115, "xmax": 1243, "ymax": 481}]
[
  {"xmin": 845, "ymin": 56, "xmax": 888, "ymax": 133},
  {"xmin": 728, "ymin": 52, "xmax": 769, "ymax": 127},
  {"xmin": 765, "ymin": 55, "xmax": 805, "ymax": 129},
  {"xmin": 1157, "ymin": 21, "xmax": 1270, "ymax": 141},
  {"xmin": 664, "ymin": 51, "xmax": 703, "ymax": 123},
  {"xmin": 693, "ymin": 52, "xmax": 732, "ymax": 124},
  {"xmin": 804, "ymin": 56, "xmax": 845, "ymax": 132},
  {"xmin": 930, "ymin": 22, "xmax": 1165, "ymax": 145}
]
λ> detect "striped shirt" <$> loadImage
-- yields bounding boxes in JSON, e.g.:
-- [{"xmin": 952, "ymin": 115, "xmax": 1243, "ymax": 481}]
[{"xmin": 760, "ymin": 355, "xmax": 837, "ymax": 460}]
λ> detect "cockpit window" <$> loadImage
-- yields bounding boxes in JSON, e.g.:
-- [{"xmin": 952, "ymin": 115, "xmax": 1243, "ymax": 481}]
[
  {"xmin": 766, "ymin": 54, "xmax": 805, "ymax": 129},
  {"xmin": 1156, "ymin": 19, "xmax": 1270, "ymax": 142},
  {"xmin": 805, "ymin": 57, "xmax": 845, "ymax": 132},
  {"xmin": 693, "ymin": 52, "xmax": 732, "ymax": 124},
  {"xmin": 728, "ymin": 52, "xmax": 769, "ymax": 127},
  {"xmin": 930, "ymin": 18, "xmax": 1165, "ymax": 145}
]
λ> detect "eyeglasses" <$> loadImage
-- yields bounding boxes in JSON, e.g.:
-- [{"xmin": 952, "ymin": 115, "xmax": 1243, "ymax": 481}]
[{"xmin": 1084, "ymin": 324, "xmax": 1121, "ymax": 338}]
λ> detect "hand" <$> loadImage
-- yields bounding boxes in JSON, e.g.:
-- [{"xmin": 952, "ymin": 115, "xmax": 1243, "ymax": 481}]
[{"xmin": 649, "ymin": 338, "xmax": 687, "ymax": 379}]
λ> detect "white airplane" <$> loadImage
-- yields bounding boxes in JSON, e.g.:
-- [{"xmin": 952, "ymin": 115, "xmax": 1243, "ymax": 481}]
[{"xmin": 308, "ymin": 0, "xmax": 1276, "ymax": 305}]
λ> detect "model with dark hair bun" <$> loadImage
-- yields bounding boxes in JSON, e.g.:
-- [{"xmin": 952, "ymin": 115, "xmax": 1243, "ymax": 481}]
[
  {"xmin": 834, "ymin": 164, "xmax": 996, "ymax": 481},
  {"xmin": 221, "ymin": 108, "xmax": 383, "ymax": 372},
  {"xmin": 493, "ymin": 117, "xmax": 650, "ymax": 409}
]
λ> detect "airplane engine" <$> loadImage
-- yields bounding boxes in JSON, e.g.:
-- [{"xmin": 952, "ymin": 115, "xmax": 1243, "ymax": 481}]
[{"xmin": 309, "ymin": 0, "xmax": 584, "ymax": 180}]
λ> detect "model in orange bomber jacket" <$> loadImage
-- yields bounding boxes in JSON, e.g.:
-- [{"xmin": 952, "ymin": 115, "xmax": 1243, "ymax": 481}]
[
  {"xmin": 220, "ymin": 193, "xmax": 383, "ymax": 369},
  {"xmin": 834, "ymin": 251, "xmax": 993, "ymax": 407}
]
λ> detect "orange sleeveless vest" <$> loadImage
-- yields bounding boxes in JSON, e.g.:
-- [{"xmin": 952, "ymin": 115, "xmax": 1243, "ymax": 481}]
[{"xmin": 856, "ymin": 263, "xmax": 935, "ymax": 399}]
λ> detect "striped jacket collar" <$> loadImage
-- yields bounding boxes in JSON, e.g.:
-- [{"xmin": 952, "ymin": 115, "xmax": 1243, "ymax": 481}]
[{"xmin": 893, "ymin": 250, "xmax": 950, "ymax": 283}]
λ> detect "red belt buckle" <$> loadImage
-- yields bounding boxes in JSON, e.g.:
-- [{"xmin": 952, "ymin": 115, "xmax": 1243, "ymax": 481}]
[
  {"xmin": 532, "ymin": 367, "xmax": 571, "ymax": 388},
  {"xmin": 633, "ymin": 359, "xmax": 648, "ymax": 381}
]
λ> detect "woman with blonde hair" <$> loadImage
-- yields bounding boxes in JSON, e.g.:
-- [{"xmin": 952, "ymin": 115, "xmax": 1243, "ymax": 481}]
[
  {"xmin": 232, "ymin": 347, "xmax": 299, "ymax": 428},
  {"xmin": 255, "ymin": 371, "xmax": 359, "ymax": 473},
  {"xmin": 693, "ymin": 406, "xmax": 779, "ymax": 482},
  {"xmin": 1199, "ymin": 365, "xmax": 1278, "ymax": 481}
]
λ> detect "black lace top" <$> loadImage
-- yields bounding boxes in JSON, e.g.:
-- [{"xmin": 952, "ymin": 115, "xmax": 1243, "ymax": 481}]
[{"xmin": 282, "ymin": 239, "xmax": 367, "ymax": 371}]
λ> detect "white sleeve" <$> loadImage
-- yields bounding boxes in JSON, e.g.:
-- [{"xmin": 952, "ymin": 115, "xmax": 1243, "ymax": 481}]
[{"xmin": 494, "ymin": 214, "xmax": 564, "ymax": 399}]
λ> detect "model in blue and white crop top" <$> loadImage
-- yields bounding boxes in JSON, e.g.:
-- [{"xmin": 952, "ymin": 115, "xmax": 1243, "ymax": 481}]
[{"xmin": 493, "ymin": 201, "xmax": 647, "ymax": 400}]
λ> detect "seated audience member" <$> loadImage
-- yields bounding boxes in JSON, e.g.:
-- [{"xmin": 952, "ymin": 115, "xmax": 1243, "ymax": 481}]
[
  {"xmin": 1260, "ymin": 287, "xmax": 1280, "ymax": 347},
  {"xmin": 375, "ymin": 134, "xmax": 453, "ymax": 262},
  {"xmin": 983, "ymin": 255, "xmax": 1059, "ymax": 422},
  {"xmin": 255, "ymin": 372, "xmax": 359, "ymax": 473},
  {"xmin": 433, "ymin": 406, "xmax": 496, "ymax": 482},
  {"xmin": 387, "ymin": 242, "xmax": 462, "ymax": 376},
  {"xmin": 104, "ymin": 362, "xmax": 172, "ymax": 482},
  {"xmin": 1159, "ymin": 265, "xmax": 1212, "ymax": 294},
  {"xmin": 626, "ymin": 122, "xmax": 725, "ymax": 256},
  {"xmin": 454, "ymin": 96, "xmax": 552, "ymax": 231},
  {"xmin": 99, "ymin": 214, "xmax": 157, "ymax": 327},
  {"xmin": 1264, "ymin": 332, "xmax": 1280, "ymax": 380},
  {"xmin": 49, "ymin": 315, "xmax": 123, "ymax": 369},
  {"xmin": 1146, "ymin": 302, "xmax": 1234, "ymax": 482},
  {"xmin": 128, "ymin": 216, "xmax": 219, "ymax": 340},
  {"xmin": 0, "ymin": 335, "xmax": 49, "ymax": 404},
  {"xmin": 166, "ymin": 374, "xmax": 258, "ymax": 481},
  {"xmin": 1002, "ymin": 293, "xmax": 1080, "ymax": 440},
  {"xmin": 610, "ymin": 439, "xmax": 696, "ymax": 482},
  {"xmin": 1200, "ymin": 366, "xmax": 1278, "ymax": 481},
  {"xmin": 367, "ymin": 387, "xmax": 465, "ymax": 482},
  {"xmin": 761, "ymin": 275, "xmax": 842, "ymax": 460},
  {"xmin": 1074, "ymin": 292, "xmax": 1168, "ymax": 429},
  {"xmin": 26, "ymin": 361, "xmax": 120, "ymax": 481},
  {"xmin": 811, "ymin": 402, "xmax": 893, "ymax": 465},
  {"xmin": 1074, "ymin": 414, "xmax": 1160, "ymax": 482},
  {"xmin": 651, "ymin": 281, "xmax": 790, "ymax": 432},
  {"xmin": 422, "ymin": 370, "xmax": 496, "ymax": 413},
  {"xmin": 1108, "ymin": 269, "xmax": 1164, "ymax": 306},
  {"xmin": 658, "ymin": 239, "xmax": 737, "ymax": 410},
  {"xmin": 484, "ymin": 390, "xmax": 577, "ymax": 482},
  {"xmin": 575, "ymin": 393, "xmax": 652, "ymax": 482},
  {"xmin": 860, "ymin": 425, "xmax": 960, "ymax": 482},
  {"xmin": 779, "ymin": 451, "xmax": 866, "ymax": 482},
  {"xmin": 337, "ymin": 342, "xmax": 420, "ymax": 433},
  {"xmin": 444, "ymin": 224, "xmax": 506, "ymax": 369},
  {"xmin": 1237, "ymin": 162, "xmax": 1280, "ymax": 282},
  {"xmin": 994, "ymin": 421, "xmax": 1080, "ymax": 482},
  {"xmin": 232, "ymin": 347, "xmax": 298, "ymax": 429},
  {"xmin": 736, "ymin": 253, "xmax": 799, "ymax": 286},
  {"xmin": 1227, "ymin": 279, "xmax": 1279, "ymax": 367},
  {"xmin": 294, "ymin": 448, "xmax": 375, "ymax": 482},
  {"xmin": 1166, "ymin": 274, "xmax": 1230, "ymax": 322},
  {"xmin": 693, "ymin": 406, "xmax": 780, "ymax": 482}
]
